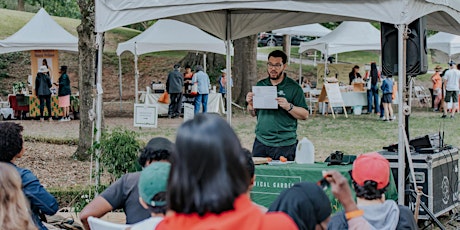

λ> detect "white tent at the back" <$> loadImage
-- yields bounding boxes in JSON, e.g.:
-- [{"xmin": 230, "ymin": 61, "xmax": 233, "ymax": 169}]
[
  {"xmin": 298, "ymin": 21, "xmax": 380, "ymax": 55},
  {"xmin": 0, "ymin": 8, "xmax": 77, "ymax": 54}
]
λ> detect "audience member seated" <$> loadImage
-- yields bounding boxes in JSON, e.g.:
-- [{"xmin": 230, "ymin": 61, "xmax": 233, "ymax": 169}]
[
  {"xmin": 80, "ymin": 137, "xmax": 175, "ymax": 229},
  {"xmin": 127, "ymin": 162, "xmax": 171, "ymax": 230},
  {"xmin": 327, "ymin": 152, "xmax": 417, "ymax": 229},
  {"xmin": 243, "ymin": 148, "xmax": 268, "ymax": 213},
  {"xmin": 0, "ymin": 162, "xmax": 38, "ymax": 230},
  {"xmin": 156, "ymin": 114, "xmax": 297, "ymax": 230},
  {"xmin": 269, "ymin": 169, "xmax": 375, "ymax": 230},
  {"xmin": 0, "ymin": 122, "xmax": 59, "ymax": 230},
  {"xmin": 268, "ymin": 182, "xmax": 332, "ymax": 230}
]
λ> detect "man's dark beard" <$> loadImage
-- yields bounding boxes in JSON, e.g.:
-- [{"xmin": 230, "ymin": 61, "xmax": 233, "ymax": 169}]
[{"xmin": 268, "ymin": 71, "xmax": 284, "ymax": 81}]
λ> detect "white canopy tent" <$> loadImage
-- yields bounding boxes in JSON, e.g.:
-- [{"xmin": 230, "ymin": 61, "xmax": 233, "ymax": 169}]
[
  {"xmin": 95, "ymin": 0, "xmax": 460, "ymax": 205},
  {"xmin": 272, "ymin": 23, "xmax": 331, "ymax": 37},
  {"xmin": 273, "ymin": 23, "xmax": 331, "ymax": 71},
  {"xmin": 0, "ymin": 8, "xmax": 78, "ymax": 53},
  {"xmin": 116, "ymin": 19, "xmax": 230, "ymax": 103},
  {"xmin": 299, "ymin": 21, "xmax": 380, "ymax": 55},
  {"xmin": 427, "ymin": 32, "xmax": 460, "ymax": 63},
  {"xmin": 298, "ymin": 21, "xmax": 381, "ymax": 78}
]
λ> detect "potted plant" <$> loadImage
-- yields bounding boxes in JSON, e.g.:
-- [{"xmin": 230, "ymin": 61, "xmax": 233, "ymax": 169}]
[{"xmin": 12, "ymin": 82, "xmax": 27, "ymax": 95}]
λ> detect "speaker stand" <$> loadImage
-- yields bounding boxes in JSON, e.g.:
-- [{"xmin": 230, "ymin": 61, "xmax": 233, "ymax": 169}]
[{"xmin": 408, "ymin": 191, "xmax": 446, "ymax": 230}]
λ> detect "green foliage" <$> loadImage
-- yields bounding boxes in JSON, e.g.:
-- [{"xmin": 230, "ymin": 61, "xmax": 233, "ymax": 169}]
[{"xmin": 99, "ymin": 128, "xmax": 141, "ymax": 181}]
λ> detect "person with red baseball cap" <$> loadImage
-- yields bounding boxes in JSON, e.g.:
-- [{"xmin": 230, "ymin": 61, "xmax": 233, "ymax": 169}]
[{"xmin": 328, "ymin": 152, "xmax": 417, "ymax": 230}]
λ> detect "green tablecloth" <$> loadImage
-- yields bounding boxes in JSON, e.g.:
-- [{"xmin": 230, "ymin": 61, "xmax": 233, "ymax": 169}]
[{"xmin": 250, "ymin": 163, "xmax": 397, "ymax": 213}]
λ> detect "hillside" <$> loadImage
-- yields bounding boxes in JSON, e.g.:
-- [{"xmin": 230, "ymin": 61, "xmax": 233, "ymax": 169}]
[{"xmin": 0, "ymin": 8, "xmax": 185, "ymax": 100}]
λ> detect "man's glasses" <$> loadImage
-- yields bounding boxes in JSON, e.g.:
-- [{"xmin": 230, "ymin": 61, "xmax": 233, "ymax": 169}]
[{"xmin": 267, "ymin": 63, "xmax": 283, "ymax": 69}]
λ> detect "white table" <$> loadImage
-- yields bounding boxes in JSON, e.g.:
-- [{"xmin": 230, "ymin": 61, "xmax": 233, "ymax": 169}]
[{"xmin": 141, "ymin": 93, "xmax": 225, "ymax": 116}]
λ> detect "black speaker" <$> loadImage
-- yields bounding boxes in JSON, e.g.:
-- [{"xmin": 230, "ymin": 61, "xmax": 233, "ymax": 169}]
[{"xmin": 381, "ymin": 17, "xmax": 428, "ymax": 76}]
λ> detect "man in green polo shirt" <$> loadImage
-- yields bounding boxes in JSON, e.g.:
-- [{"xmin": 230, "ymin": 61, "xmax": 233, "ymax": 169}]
[{"xmin": 246, "ymin": 50, "xmax": 308, "ymax": 161}]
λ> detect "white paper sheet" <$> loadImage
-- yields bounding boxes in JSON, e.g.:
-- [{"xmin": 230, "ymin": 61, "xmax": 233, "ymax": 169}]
[{"xmin": 252, "ymin": 86, "xmax": 278, "ymax": 109}]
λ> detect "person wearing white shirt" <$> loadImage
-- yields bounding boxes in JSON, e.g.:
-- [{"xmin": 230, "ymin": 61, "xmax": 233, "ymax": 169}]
[{"xmin": 442, "ymin": 62, "xmax": 460, "ymax": 118}]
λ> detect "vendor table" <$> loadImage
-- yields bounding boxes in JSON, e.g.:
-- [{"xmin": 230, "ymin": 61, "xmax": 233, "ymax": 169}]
[
  {"xmin": 141, "ymin": 93, "xmax": 225, "ymax": 115},
  {"xmin": 8, "ymin": 94, "xmax": 78, "ymax": 117},
  {"xmin": 250, "ymin": 163, "xmax": 398, "ymax": 212}
]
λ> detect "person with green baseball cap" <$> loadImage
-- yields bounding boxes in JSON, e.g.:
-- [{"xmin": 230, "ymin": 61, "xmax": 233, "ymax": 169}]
[{"xmin": 128, "ymin": 162, "xmax": 170, "ymax": 230}]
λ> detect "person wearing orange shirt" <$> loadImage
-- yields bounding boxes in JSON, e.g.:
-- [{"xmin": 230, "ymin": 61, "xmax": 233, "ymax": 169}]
[
  {"xmin": 156, "ymin": 114, "xmax": 297, "ymax": 230},
  {"xmin": 432, "ymin": 65, "xmax": 443, "ymax": 111}
]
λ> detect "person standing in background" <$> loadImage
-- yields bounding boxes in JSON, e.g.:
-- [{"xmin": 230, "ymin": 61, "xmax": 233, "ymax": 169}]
[
  {"xmin": 183, "ymin": 65, "xmax": 193, "ymax": 94},
  {"xmin": 432, "ymin": 65, "xmax": 443, "ymax": 112},
  {"xmin": 192, "ymin": 65, "xmax": 210, "ymax": 114},
  {"xmin": 219, "ymin": 68, "xmax": 233, "ymax": 109},
  {"xmin": 441, "ymin": 62, "xmax": 460, "ymax": 118},
  {"xmin": 54, "ymin": 66, "xmax": 71, "ymax": 121},
  {"xmin": 381, "ymin": 75, "xmax": 395, "ymax": 121},
  {"xmin": 166, "ymin": 64, "xmax": 184, "ymax": 119},
  {"xmin": 348, "ymin": 65, "xmax": 362, "ymax": 85},
  {"xmin": 364, "ymin": 62, "xmax": 380, "ymax": 115},
  {"xmin": 35, "ymin": 65, "xmax": 52, "ymax": 122}
]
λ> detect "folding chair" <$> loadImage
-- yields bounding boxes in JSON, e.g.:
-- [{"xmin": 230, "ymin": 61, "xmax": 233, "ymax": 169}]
[{"xmin": 87, "ymin": 216, "xmax": 130, "ymax": 230}]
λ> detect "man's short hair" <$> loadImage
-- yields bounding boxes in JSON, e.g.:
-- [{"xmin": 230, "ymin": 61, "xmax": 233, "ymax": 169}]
[
  {"xmin": 268, "ymin": 50, "xmax": 288, "ymax": 64},
  {"xmin": 0, "ymin": 123, "xmax": 24, "ymax": 162},
  {"xmin": 138, "ymin": 137, "xmax": 174, "ymax": 167},
  {"xmin": 351, "ymin": 152, "xmax": 390, "ymax": 200},
  {"xmin": 243, "ymin": 148, "xmax": 254, "ymax": 178}
]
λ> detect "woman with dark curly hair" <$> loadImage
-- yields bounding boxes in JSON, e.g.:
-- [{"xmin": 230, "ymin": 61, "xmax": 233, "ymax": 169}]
[
  {"xmin": 157, "ymin": 114, "xmax": 297, "ymax": 230},
  {"xmin": 0, "ymin": 122, "xmax": 58, "ymax": 230}
]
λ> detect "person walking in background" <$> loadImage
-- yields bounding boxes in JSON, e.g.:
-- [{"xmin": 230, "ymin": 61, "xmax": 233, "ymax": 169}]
[
  {"xmin": 166, "ymin": 64, "xmax": 184, "ymax": 118},
  {"xmin": 246, "ymin": 50, "xmax": 308, "ymax": 161},
  {"xmin": 432, "ymin": 65, "xmax": 443, "ymax": 112},
  {"xmin": 348, "ymin": 65, "xmax": 362, "ymax": 85},
  {"xmin": 183, "ymin": 65, "xmax": 193, "ymax": 94},
  {"xmin": 381, "ymin": 75, "xmax": 395, "ymax": 121},
  {"xmin": 192, "ymin": 65, "xmax": 210, "ymax": 114},
  {"xmin": 219, "ymin": 68, "xmax": 233, "ymax": 109},
  {"xmin": 0, "ymin": 162, "xmax": 38, "ymax": 230},
  {"xmin": 0, "ymin": 122, "xmax": 59, "ymax": 230},
  {"xmin": 35, "ymin": 65, "xmax": 52, "ymax": 122},
  {"xmin": 364, "ymin": 62, "xmax": 381, "ymax": 115},
  {"xmin": 442, "ymin": 61, "xmax": 460, "ymax": 118},
  {"xmin": 54, "ymin": 66, "xmax": 71, "ymax": 121}
]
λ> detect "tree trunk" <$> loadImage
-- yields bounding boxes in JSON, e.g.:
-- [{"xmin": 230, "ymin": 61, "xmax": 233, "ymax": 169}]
[
  {"xmin": 74, "ymin": 0, "xmax": 96, "ymax": 161},
  {"xmin": 233, "ymin": 35, "xmax": 258, "ymax": 105},
  {"xmin": 17, "ymin": 0, "xmax": 24, "ymax": 11},
  {"xmin": 283, "ymin": 35, "xmax": 290, "ymax": 63}
]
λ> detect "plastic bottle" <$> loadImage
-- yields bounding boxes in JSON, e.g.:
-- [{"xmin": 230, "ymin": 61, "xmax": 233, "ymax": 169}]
[{"xmin": 295, "ymin": 137, "xmax": 315, "ymax": 164}]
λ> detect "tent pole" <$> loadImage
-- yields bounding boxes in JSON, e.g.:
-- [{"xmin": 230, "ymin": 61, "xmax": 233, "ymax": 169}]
[
  {"xmin": 335, "ymin": 53, "xmax": 338, "ymax": 63},
  {"xmin": 287, "ymin": 35, "xmax": 291, "ymax": 65},
  {"xmin": 299, "ymin": 53, "xmax": 302, "ymax": 84},
  {"xmin": 397, "ymin": 24, "xmax": 406, "ymax": 205},
  {"xmin": 134, "ymin": 43, "xmax": 139, "ymax": 104},
  {"xmin": 94, "ymin": 32, "xmax": 104, "ymax": 195},
  {"xmin": 225, "ymin": 11, "xmax": 232, "ymax": 124},
  {"xmin": 203, "ymin": 53, "xmax": 207, "ymax": 73},
  {"xmin": 118, "ymin": 56, "xmax": 122, "ymax": 112},
  {"xmin": 314, "ymin": 51, "xmax": 317, "ymax": 66}
]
